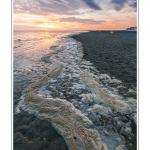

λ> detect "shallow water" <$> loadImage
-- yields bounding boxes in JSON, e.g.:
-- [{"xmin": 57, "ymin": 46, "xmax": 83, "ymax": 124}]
[
  {"xmin": 13, "ymin": 31, "xmax": 76, "ymax": 95},
  {"xmin": 13, "ymin": 30, "xmax": 80, "ymax": 150},
  {"xmin": 14, "ymin": 31, "xmax": 137, "ymax": 150}
]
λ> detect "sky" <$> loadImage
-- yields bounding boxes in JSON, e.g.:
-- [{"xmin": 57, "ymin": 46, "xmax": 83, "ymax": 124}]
[{"xmin": 13, "ymin": 0, "xmax": 137, "ymax": 31}]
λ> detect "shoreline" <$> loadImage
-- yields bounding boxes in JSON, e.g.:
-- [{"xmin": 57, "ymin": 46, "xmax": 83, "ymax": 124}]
[
  {"xmin": 13, "ymin": 32, "xmax": 73, "ymax": 150},
  {"xmin": 14, "ymin": 31, "xmax": 137, "ymax": 150},
  {"xmin": 71, "ymin": 31, "xmax": 137, "ymax": 150},
  {"xmin": 15, "ymin": 39, "xmax": 108, "ymax": 150},
  {"xmin": 71, "ymin": 31, "xmax": 137, "ymax": 99}
]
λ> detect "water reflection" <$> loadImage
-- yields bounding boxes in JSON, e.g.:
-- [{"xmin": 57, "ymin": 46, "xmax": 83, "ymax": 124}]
[{"xmin": 13, "ymin": 30, "xmax": 72, "ymax": 93}]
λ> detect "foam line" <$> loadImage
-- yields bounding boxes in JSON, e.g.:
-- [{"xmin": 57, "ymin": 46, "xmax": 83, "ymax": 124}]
[
  {"xmin": 16, "ymin": 46, "xmax": 108, "ymax": 150},
  {"xmin": 80, "ymin": 70, "xmax": 132, "ymax": 114}
]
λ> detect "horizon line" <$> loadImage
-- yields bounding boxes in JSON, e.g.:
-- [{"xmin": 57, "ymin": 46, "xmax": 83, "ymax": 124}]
[{"xmin": 13, "ymin": 29, "xmax": 132, "ymax": 32}]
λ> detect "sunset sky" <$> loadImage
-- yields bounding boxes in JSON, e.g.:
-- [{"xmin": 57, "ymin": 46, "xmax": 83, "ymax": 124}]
[{"xmin": 13, "ymin": 0, "xmax": 137, "ymax": 31}]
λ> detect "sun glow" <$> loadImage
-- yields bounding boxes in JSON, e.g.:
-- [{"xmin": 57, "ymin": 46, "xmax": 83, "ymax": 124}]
[{"xmin": 38, "ymin": 24, "xmax": 52, "ymax": 29}]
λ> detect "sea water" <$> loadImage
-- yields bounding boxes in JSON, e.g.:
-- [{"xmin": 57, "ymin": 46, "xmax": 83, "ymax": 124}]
[{"xmin": 13, "ymin": 30, "xmax": 77, "ymax": 95}]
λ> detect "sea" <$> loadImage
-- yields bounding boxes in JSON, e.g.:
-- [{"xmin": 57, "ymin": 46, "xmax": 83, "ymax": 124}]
[{"xmin": 14, "ymin": 31, "xmax": 75, "ymax": 96}]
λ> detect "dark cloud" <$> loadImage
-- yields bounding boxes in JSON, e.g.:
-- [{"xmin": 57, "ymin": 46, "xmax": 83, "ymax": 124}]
[
  {"xmin": 111, "ymin": 0, "xmax": 127, "ymax": 5},
  {"xmin": 82, "ymin": 0, "xmax": 101, "ymax": 10},
  {"xmin": 59, "ymin": 17, "xmax": 105, "ymax": 24},
  {"xmin": 111, "ymin": 0, "xmax": 137, "ymax": 11},
  {"xmin": 130, "ymin": 1, "xmax": 137, "ymax": 8},
  {"xmin": 36, "ymin": 0, "xmax": 83, "ymax": 15},
  {"xmin": 38, "ymin": 0, "xmax": 101, "ymax": 11},
  {"xmin": 111, "ymin": 0, "xmax": 128, "ymax": 11}
]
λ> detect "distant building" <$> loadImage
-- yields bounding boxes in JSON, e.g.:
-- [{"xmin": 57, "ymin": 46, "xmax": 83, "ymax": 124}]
[{"xmin": 126, "ymin": 27, "xmax": 137, "ymax": 31}]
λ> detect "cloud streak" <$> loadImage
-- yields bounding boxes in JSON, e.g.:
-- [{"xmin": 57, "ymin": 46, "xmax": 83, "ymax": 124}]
[
  {"xmin": 129, "ymin": 0, "xmax": 137, "ymax": 8},
  {"xmin": 82, "ymin": 0, "xmax": 101, "ymax": 10},
  {"xmin": 111, "ymin": 0, "xmax": 128, "ymax": 11},
  {"xmin": 110, "ymin": 0, "xmax": 137, "ymax": 11},
  {"xmin": 59, "ymin": 17, "xmax": 105, "ymax": 24}
]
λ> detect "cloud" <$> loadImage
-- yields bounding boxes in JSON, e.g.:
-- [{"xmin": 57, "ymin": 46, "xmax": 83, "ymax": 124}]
[
  {"xmin": 35, "ymin": 0, "xmax": 87, "ymax": 15},
  {"xmin": 17, "ymin": 0, "xmax": 102, "ymax": 16},
  {"xmin": 82, "ymin": 0, "xmax": 101, "ymax": 10},
  {"xmin": 110, "ymin": 0, "xmax": 137, "ymax": 11},
  {"xmin": 59, "ymin": 17, "xmax": 105, "ymax": 24},
  {"xmin": 37, "ymin": 0, "xmax": 102, "ymax": 13},
  {"xmin": 111, "ymin": 0, "xmax": 128, "ymax": 11},
  {"xmin": 111, "ymin": 0, "xmax": 127, "ymax": 5},
  {"xmin": 129, "ymin": 0, "xmax": 137, "ymax": 8},
  {"xmin": 14, "ymin": 0, "xmax": 78, "ymax": 15},
  {"xmin": 13, "ymin": 0, "xmax": 137, "ymax": 30}
]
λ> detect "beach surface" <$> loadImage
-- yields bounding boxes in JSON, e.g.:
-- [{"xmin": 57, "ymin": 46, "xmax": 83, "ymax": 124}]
[
  {"xmin": 14, "ymin": 31, "xmax": 137, "ymax": 150},
  {"xmin": 72, "ymin": 31, "xmax": 137, "ymax": 99}
]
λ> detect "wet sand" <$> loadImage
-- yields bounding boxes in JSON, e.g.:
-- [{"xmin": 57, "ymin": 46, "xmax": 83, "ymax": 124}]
[
  {"xmin": 14, "ymin": 90, "xmax": 68, "ymax": 150},
  {"xmin": 14, "ymin": 111, "xmax": 68, "ymax": 150},
  {"xmin": 72, "ymin": 31, "xmax": 137, "ymax": 99},
  {"xmin": 72, "ymin": 31, "xmax": 137, "ymax": 150}
]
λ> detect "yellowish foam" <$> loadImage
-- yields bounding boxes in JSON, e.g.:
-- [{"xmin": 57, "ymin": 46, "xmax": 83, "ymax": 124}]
[
  {"xmin": 80, "ymin": 70, "xmax": 132, "ymax": 114},
  {"xmin": 93, "ymin": 104, "xmax": 112, "ymax": 117},
  {"xmin": 16, "ymin": 49, "xmax": 107, "ymax": 150}
]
